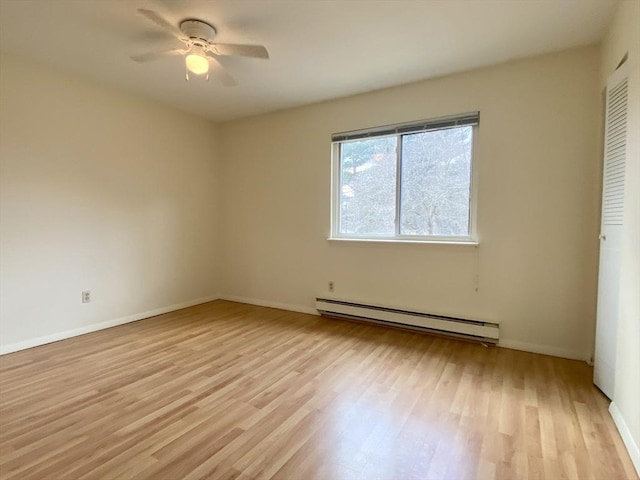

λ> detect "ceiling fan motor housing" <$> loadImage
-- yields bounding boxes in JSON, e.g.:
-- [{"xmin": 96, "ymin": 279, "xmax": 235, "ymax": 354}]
[{"xmin": 180, "ymin": 19, "xmax": 217, "ymax": 45}]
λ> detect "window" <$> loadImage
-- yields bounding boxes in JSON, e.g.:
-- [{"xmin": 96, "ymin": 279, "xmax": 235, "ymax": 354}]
[{"xmin": 331, "ymin": 112, "xmax": 478, "ymax": 243}]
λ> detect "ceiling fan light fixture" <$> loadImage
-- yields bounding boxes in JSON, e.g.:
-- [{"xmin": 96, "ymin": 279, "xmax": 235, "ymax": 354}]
[
  {"xmin": 185, "ymin": 53, "xmax": 209, "ymax": 75},
  {"xmin": 133, "ymin": 9, "xmax": 267, "ymax": 86}
]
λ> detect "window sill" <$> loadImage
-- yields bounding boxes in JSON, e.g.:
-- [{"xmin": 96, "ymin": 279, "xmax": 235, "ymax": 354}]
[{"xmin": 327, "ymin": 237, "xmax": 479, "ymax": 246}]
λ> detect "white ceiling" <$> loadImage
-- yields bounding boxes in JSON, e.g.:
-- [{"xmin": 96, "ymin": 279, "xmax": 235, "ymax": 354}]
[{"xmin": 0, "ymin": 0, "xmax": 618, "ymax": 122}]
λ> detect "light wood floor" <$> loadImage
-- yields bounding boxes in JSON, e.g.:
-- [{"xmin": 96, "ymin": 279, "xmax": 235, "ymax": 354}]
[{"xmin": 0, "ymin": 300, "xmax": 637, "ymax": 480}]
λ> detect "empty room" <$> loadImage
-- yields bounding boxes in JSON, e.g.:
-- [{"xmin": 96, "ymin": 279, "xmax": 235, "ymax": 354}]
[{"xmin": 0, "ymin": 0, "xmax": 638, "ymax": 479}]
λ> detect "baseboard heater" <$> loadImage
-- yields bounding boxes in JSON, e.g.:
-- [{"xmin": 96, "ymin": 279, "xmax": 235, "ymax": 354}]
[{"xmin": 316, "ymin": 298, "xmax": 499, "ymax": 344}]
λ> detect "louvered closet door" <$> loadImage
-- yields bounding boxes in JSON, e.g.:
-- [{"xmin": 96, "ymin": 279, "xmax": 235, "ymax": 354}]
[{"xmin": 593, "ymin": 64, "xmax": 629, "ymax": 399}]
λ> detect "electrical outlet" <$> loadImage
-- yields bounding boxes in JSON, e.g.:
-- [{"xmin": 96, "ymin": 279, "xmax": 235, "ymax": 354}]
[
  {"xmin": 328, "ymin": 281, "xmax": 334, "ymax": 292},
  {"xmin": 82, "ymin": 290, "xmax": 91, "ymax": 303}
]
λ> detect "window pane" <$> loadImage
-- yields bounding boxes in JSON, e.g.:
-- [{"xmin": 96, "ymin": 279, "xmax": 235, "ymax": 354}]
[
  {"xmin": 339, "ymin": 136, "xmax": 397, "ymax": 235},
  {"xmin": 400, "ymin": 126, "xmax": 472, "ymax": 236}
]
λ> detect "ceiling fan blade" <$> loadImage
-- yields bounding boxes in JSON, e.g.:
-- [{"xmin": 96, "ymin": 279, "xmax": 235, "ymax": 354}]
[
  {"xmin": 205, "ymin": 53, "xmax": 238, "ymax": 86},
  {"xmin": 130, "ymin": 48, "xmax": 187, "ymax": 63},
  {"xmin": 137, "ymin": 8, "xmax": 184, "ymax": 40},
  {"xmin": 211, "ymin": 44, "xmax": 269, "ymax": 59},
  {"xmin": 218, "ymin": 72, "xmax": 238, "ymax": 87}
]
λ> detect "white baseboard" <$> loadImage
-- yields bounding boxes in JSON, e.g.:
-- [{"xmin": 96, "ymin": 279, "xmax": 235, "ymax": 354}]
[
  {"xmin": 0, "ymin": 295, "xmax": 219, "ymax": 355},
  {"xmin": 220, "ymin": 295, "xmax": 589, "ymax": 362},
  {"xmin": 610, "ymin": 402, "xmax": 640, "ymax": 477},
  {"xmin": 218, "ymin": 294, "xmax": 318, "ymax": 316},
  {"xmin": 3, "ymin": 292, "xmax": 595, "ymax": 363},
  {"xmin": 498, "ymin": 338, "xmax": 587, "ymax": 361}
]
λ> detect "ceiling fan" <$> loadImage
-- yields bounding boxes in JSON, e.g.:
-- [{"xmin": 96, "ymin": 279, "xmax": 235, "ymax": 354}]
[{"xmin": 131, "ymin": 9, "xmax": 269, "ymax": 86}]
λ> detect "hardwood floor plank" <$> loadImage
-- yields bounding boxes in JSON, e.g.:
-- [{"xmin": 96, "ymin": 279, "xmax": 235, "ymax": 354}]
[{"xmin": 0, "ymin": 300, "xmax": 637, "ymax": 480}]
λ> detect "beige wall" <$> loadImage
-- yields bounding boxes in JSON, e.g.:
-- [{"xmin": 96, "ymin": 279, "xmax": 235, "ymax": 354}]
[
  {"xmin": 219, "ymin": 46, "xmax": 602, "ymax": 360},
  {"xmin": 601, "ymin": 0, "xmax": 640, "ymax": 473},
  {"xmin": 0, "ymin": 53, "xmax": 221, "ymax": 350}
]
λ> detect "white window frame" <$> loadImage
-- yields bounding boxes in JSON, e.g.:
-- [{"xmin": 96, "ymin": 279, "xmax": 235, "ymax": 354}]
[{"xmin": 330, "ymin": 113, "xmax": 479, "ymax": 245}]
